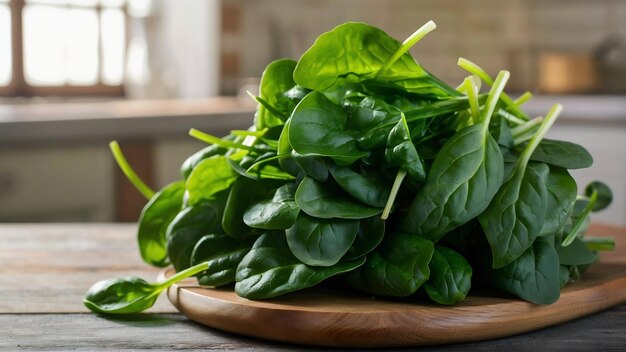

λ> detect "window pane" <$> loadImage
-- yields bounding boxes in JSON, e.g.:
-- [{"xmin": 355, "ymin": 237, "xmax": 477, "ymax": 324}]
[
  {"xmin": 101, "ymin": 8, "xmax": 125, "ymax": 85},
  {"xmin": 24, "ymin": 5, "xmax": 66, "ymax": 85},
  {"xmin": 0, "ymin": 5, "xmax": 11, "ymax": 86},
  {"xmin": 67, "ymin": 8, "xmax": 99, "ymax": 85}
]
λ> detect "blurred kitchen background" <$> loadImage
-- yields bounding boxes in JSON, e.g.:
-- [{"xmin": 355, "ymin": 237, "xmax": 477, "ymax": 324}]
[{"xmin": 1, "ymin": 0, "xmax": 625, "ymax": 224}]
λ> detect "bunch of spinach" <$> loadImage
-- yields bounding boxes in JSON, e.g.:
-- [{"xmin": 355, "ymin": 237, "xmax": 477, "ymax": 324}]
[{"xmin": 85, "ymin": 21, "xmax": 614, "ymax": 314}]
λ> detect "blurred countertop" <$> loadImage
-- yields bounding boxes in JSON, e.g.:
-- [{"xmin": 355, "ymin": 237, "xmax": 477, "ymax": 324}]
[{"xmin": 1, "ymin": 95, "xmax": 625, "ymax": 145}]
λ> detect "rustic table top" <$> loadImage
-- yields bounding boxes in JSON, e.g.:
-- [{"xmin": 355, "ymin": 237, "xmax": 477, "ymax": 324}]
[{"xmin": 1, "ymin": 223, "xmax": 625, "ymax": 351}]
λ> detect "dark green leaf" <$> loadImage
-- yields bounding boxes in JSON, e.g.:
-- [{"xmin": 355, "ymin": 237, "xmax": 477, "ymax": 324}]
[
  {"xmin": 346, "ymin": 233, "xmax": 434, "ymax": 297},
  {"xmin": 166, "ymin": 198, "xmax": 226, "ymax": 271},
  {"xmin": 343, "ymin": 216, "xmax": 385, "ymax": 260},
  {"xmin": 401, "ymin": 124, "xmax": 504, "ymax": 241},
  {"xmin": 585, "ymin": 181, "xmax": 613, "ymax": 212},
  {"xmin": 222, "ymin": 178, "xmax": 276, "ymax": 238},
  {"xmin": 385, "ymin": 114, "xmax": 426, "ymax": 181},
  {"xmin": 243, "ymin": 184, "xmax": 300, "ymax": 230},
  {"xmin": 328, "ymin": 163, "xmax": 391, "ymax": 208},
  {"xmin": 180, "ymin": 144, "xmax": 226, "ymax": 180},
  {"xmin": 136, "ymin": 180, "xmax": 185, "ymax": 267},
  {"xmin": 556, "ymin": 237, "xmax": 596, "ymax": 266},
  {"xmin": 485, "ymin": 240, "xmax": 560, "ymax": 305},
  {"xmin": 235, "ymin": 232, "xmax": 365, "ymax": 299},
  {"xmin": 292, "ymin": 152, "xmax": 329, "ymax": 182},
  {"xmin": 530, "ymin": 139, "xmax": 593, "ymax": 169},
  {"xmin": 423, "ymin": 246, "xmax": 472, "ymax": 305},
  {"xmin": 83, "ymin": 277, "xmax": 158, "ymax": 314},
  {"xmin": 479, "ymin": 162, "xmax": 549, "ymax": 268},
  {"xmin": 540, "ymin": 166, "xmax": 577, "ymax": 236},
  {"xmin": 289, "ymin": 91, "xmax": 368, "ymax": 165},
  {"xmin": 295, "ymin": 177, "xmax": 382, "ymax": 219},
  {"xmin": 286, "ymin": 213, "xmax": 359, "ymax": 266},
  {"xmin": 191, "ymin": 234, "xmax": 256, "ymax": 287}
]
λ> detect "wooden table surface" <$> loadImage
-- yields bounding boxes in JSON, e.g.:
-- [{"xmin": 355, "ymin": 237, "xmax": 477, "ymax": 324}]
[{"xmin": 1, "ymin": 223, "xmax": 625, "ymax": 351}]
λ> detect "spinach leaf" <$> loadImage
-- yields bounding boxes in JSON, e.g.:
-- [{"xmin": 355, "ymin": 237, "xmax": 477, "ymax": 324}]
[
  {"xmin": 293, "ymin": 22, "xmax": 454, "ymax": 97},
  {"xmin": 343, "ymin": 216, "xmax": 385, "ymax": 260},
  {"xmin": 289, "ymin": 91, "xmax": 368, "ymax": 165},
  {"xmin": 586, "ymin": 181, "xmax": 613, "ymax": 211},
  {"xmin": 235, "ymin": 232, "xmax": 365, "ymax": 299},
  {"xmin": 222, "ymin": 177, "xmax": 276, "ymax": 238},
  {"xmin": 328, "ymin": 163, "xmax": 391, "ymax": 208},
  {"xmin": 292, "ymin": 152, "xmax": 329, "ymax": 182},
  {"xmin": 346, "ymin": 233, "xmax": 434, "ymax": 297},
  {"xmin": 485, "ymin": 240, "xmax": 560, "ymax": 305},
  {"xmin": 286, "ymin": 213, "xmax": 359, "ymax": 266},
  {"xmin": 530, "ymin": 139, "xmax": 593, "ymax": 169},
  {"xmin": 276, "ymin": 118, "xmax": 301, "ymax": 177},
  {"xmin": 480, "ymin": 162, "xmax": 549, "ymax": 268},
  {"xmin": 399, "ymin": 71, "xmax": 509, "ymax": 240},
  {"xmin": 423, "ymin": 246, "xmax": 472, "ymax": 305},
  {"xmin": 136, "ymin": 180, "xmax": 185, "ymax": 267},
  {"xmin": 556, "ymin": 237, "xmax": 596, "ymax": 266},
  {"xmin": 243, "ymin": 184, "xmax": 300, "ymax": 230},
  {"xmin": 190, "ymin": 234, "xmax": 256, "ymax": 287},
  {"xmin": 186, "ymin": 155, "xmax": 238, "ymax": 206},
  {"xmin": 479, "ymin": 104, "xmax": 563, "ymax": 268},
  {"xmin": 540, "ymin": 166, "xmax": 577, "ymax": 236},
  {"xmin": 256, "ymin": 59, "xmax": 297, "ymax": 129},
  {"xmin": 84, "ymin": 262, "xmax": 209, "ymax": 314},
  {"xmin": 295, "ymin": 177, "xmax": 382, "ymax": 219},
  {"xmin": 180, "ymin": 144, "xmax": 226, "ymax": 180},
  {"xmin": 385, "ymin": 113, "xmax": 426, "ymax": 182},
  {"xmin": 166, "ymin": 197, "xmax": 226, "ymax": 271}
]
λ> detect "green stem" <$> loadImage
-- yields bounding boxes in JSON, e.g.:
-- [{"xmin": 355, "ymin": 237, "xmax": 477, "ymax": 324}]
[
  {"xmin": 377, "ymin": 21, "xmax": 437, "ymax": 77},
  {"xmin": 562, "ymin": 190, "xmax": 597, "ymax": 247},
  {"xmin": 156, "ymin": 261, "xmax": 210, "ymax": 290},
  {"xmin": 519, "ymin": 104, "xmax": 563, "ymax": 167},
  {"xmin": 461, "ymin": 76, "xmax": 480, "ymax": 124},
  {"xmin": 381, "ymin": 169, "xmax": 407, "ymax": 220},
  {"xmin": 109, "ymin": 141, "xmax": 155, "ymax": 200},
  {"xmin": 480, "ymin": 70, "xmax": 510, "ymax": 135},
  {"xmin": 458, "ymin": 58, "xmax": 529, "ymax": 121},
  {"xmin": 231, "ymin": 129, "xmax": 268, "ymax": 138},
  {"xmin": 511, "ymin": 116, "xmax": 543, "ymax": 139},
  {"xmin": 497, "ymin": 109, "xmax": 526, "ymax": 125},
  {"xmin": 514, "ymin": 91, "xmax": 533, "ymax": 106},
  {"xmin": 584, "ymin": 237, "xmax": 615, "ymax": 251},
  {"xmin": 189, "ymin": 128, "xmax": 256, "ymax": 151},
  {"xmin": 248, "ymin": 91, "xmax": 287, "ymax": 122}
]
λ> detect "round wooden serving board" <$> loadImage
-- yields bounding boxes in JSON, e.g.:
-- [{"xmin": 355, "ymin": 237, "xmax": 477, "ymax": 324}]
[{"xmin": 164, "ymin": 224, "xmax": 626, "ymax": 347}]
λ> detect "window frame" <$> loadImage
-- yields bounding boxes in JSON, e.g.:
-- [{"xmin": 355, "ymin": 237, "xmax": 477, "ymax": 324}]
[{"xmin": 0, "ymin": 0, "xmax": 126, "ymax": 97}]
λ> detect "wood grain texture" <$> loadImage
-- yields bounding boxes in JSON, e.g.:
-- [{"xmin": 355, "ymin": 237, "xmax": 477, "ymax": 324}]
[
  {"xmin": 2, "ymin": 308, "xmax": 626, "ymax": 352},
  {"xmin": 0, "ymin": 223, "xmax": 176, "ymax": 313},
  {"xmin": 165, "ymin": 223, "xmax": 626, "ymax": 347}
]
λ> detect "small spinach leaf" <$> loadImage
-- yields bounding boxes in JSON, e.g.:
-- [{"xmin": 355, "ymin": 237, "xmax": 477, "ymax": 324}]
[
  {"xmin": 286, "ymin": 213, "xmax": 359, "ymax": 266},
  {"xmin": 346, "ymin": 233, "xmax": 434, "ymax": 297},
  {"xmin": 186, "ymin": 155, "xmax": 238, "ymax": 206},
  {"xmin": 328, "ymin": 163, "xmax": 391, "ymax": 208},
  {"xmin": 235, "ymin": 232, "xmax": 365, "ymax": 299},
  {"xmin": 423, "ymin": 246, "xmax": 472, "ymax": 305},
  {"xmin": 295, "ymin": 177, "xmax": 382, "ymax": 219},
  {"xmin": 530, "ymin": 139, "xmax": 593, "ymax": 169},
  {"xmin": 191, "ymin": 234, "xmax": 256, "ymax": 287},
  {"xmin": 137, "ymin": 180, "xmax": 185, "ymax": 267},
  {"xmin": 243, "ymin": 184, "xmax": 300, "ymax": 230}
]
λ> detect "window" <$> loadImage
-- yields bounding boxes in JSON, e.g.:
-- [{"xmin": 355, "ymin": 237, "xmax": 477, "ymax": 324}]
[{"xmin": 0, "ymin": 0, "xmax": 127, "ymax": 96}]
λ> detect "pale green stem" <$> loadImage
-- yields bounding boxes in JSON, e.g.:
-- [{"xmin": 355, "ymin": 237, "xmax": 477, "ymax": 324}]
[
  {"xmin": 518, "ymin": 104, "xmax": 563, "ymax": 167},
  {"xmin": 156, "ymin": 261, "xmax": 210, "ymax": 290},
  {"xmin": 189, "ymin": 128, "xmax": 256, "ymax": 151},
  {"xmin": 513, "ymin": 132, "xmax": 534, "ymax": 146},
  {"xmin": 461, "ymin": 76, "xmax": 480, "ymax": 124},
  {"xmin": 584, "ymin": 237, "xmax": 615, "ymax": 251},
  {"xmin": 562, "ymin": 190, "xmax": 597, "ymax": 247},
  {"xmin": 109, "ymin": 141, "xmax": 155, "ymax": 200},
  {"xmin": 231, "ymin": 129, "xmax": 268, "ymax": 138},
  {"xmin": 514, "ymin": 91, "xmax": 533, "ymax": 106},
  {"xmin": 381, "ymin": 170, "xmax": 407, "ymax": 220},
  {"xmin": 458, "ymin": 58, "xmax": 529, "ymax": 121},
  {"xmin": 480, "ymin": 70, "xmax": 510, "ymax": 136},
  {"xmin": 512, "ymin": 116, "xmax": 543, "ymax": 139},
  {"xmin": 498, "ymin": 109, "xmax": 526, "ymax": 126},
  {"xmin": 377, "ymin": 21, "xmax": 437, "ymax": 77}
]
